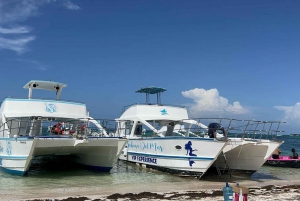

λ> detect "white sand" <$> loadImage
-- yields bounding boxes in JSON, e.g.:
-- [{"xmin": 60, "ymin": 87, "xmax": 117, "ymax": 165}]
[{"xmin": 9, "ymin": 179, "xmax": 300, "ymax": 201}]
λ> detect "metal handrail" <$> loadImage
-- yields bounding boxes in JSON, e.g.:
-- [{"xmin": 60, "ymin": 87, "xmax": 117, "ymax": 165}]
[
  {"xmin": 0, "ymin": 118, "xmax": 128, "ymax": 138},
  {"xmin": 184, "ymin": 118, "xmax": 285, "ymax": 140}
]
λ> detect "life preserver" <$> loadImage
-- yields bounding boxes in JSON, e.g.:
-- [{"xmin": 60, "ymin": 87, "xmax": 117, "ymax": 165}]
[
  {"xmin": 54, "ymin": 127, "xmax": 60, "ymax": 133},
  {"xmin": 51, "ymin": 123, "xmax": 62, "ymax": 134},
  {"xmin": 81, "ymin": 124, "xmax": 86, "ymax": 131}
]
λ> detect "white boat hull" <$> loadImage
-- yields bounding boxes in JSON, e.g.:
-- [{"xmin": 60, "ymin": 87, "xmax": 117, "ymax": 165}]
[
  {"xmin": 113, "ymin": 88, "xmax": 286, "ymax": 176},
  {"xmin": 212, "ymin": 138, "xmax": 283, "ymax": 173},
  {"xmin": 0, "ymin": 137, "xmax": 127, "ymax": 175},
  {"xmin": 119, "ymin": 137, "xmax": 227, "ymax": 175}
]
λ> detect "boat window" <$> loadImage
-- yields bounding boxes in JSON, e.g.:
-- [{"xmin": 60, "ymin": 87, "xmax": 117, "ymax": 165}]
[
  {"xmin": 165, "ymin": 122, "xmax": 175, "ymax": 136},
  {"xmin": 125, "ymin": 121, "xmax": 133, "ymax": 135},
  {"xmin": 135, "ymin": 124, "xmax": 142, "ymax": 135}
]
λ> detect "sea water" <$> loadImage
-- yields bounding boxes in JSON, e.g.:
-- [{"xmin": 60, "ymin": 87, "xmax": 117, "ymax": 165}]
[{"xmin": 0, "ymin": 135, "xmax": 299, "ymax": 200}]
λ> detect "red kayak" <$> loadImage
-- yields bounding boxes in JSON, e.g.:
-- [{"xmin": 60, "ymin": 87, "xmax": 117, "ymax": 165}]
[{"xmin": 264, "ymin": 156, "xmax": 300, "ymax": 168}]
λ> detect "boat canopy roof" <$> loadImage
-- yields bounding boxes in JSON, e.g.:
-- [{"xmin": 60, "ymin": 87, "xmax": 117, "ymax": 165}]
[
  {"xmin": 136, "ymin": 86, "xmax": 167, "ymax": 105},
  {"xmin": 136, "ymin": 87, "xmax": 166, "ymax": 94},
  {"xmin": 23, "ymin": 80, "xmax": 67, "ymax": 91}
]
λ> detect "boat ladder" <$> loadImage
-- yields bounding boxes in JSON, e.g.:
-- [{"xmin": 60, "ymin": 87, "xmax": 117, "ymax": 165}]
[{"xmin": 215, "ymin": 151, "xmax": 234, "ymax": 177}]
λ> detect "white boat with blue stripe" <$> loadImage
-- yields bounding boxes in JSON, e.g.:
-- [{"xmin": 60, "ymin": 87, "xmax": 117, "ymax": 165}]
[
  {"xmin": 117, "ymin": 87, "xmax": 284, "ymax": 176},
  {"xmin": 117, "ymin": 87, "xmax": 228, "ymax": 177},
  {"xmin": 0, "ymin": 80, "xmax": 127, "ymax": 176}
]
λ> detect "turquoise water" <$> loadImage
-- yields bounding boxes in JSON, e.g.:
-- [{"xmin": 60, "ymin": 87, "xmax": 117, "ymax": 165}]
[
  {"xmin": 0, "ymin": 135, "xmax": 299, "ymax": 200},
  {"xmin": 275, "ymin": 135, "xmax": 300, "ymax": 155},
  {"xmin": 0, "ymin": 159, "xmax": 188, "ymax": 200}
]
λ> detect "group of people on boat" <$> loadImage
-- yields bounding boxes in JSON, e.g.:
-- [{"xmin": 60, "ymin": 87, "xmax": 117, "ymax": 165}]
[
  {"xmin": 50, "ymin": 122, "xmax": 72, "ymax": 135},
  {"xmin": 265, "ymin": 147, "xmax": 300, "ymax": 168},
  {"xmin": 272, "ymin": 147, "xmax": 299, "ymax": 159},
  {"xmin": 49, "ymin": 122, "xmax": 86, "ymax": 135}
]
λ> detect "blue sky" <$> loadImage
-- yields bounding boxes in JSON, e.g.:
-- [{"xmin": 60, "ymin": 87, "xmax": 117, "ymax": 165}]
[{"xmin": 0, "ymin": 0, "xmax": 300, "ymax": 134}]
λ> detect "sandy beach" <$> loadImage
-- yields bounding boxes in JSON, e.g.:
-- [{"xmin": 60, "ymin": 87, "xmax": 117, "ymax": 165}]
[
  {"xmin": 20, "ymin": 185, "xmax": 300, "ymax": 201},
  {"xmin": 10, "ymin": 179, "xmax": 300, "ymax": 201}
]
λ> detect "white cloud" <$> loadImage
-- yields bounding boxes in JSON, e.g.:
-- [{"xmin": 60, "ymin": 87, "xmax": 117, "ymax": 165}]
[
  {"xmin": 36, "ymin": 66, "xmax": 47, "ymax": 71},
  {"xmin": 0, "ymin": 0, "xmax": 79, "ymax": 54},
  {"xmin": 0, "ymin": 0, "xmax": 42, "ymax": 54},
  {"xmin": 0, "ymin": 26, "xmax": 31, "ymax": 34},
  {"xmin": 64, "ymin": 1, "xmax": 81, "ymax": 10},
  {"xmin": 275, "ymin": 103, "xmax": 300, "ymax": 123},
  {"xmin": 0, "ymin": 36, "xmax": 35, "ymax": 54},
  {"xmin": 16, "ymin": 58, "xmax": 47, "ymax": 71},
  {"xmin": 181, "ymin": 88, "xmax": 249, "ymax": 117},
  {"xmin": 0, "ymin": 1, "xmax": 38, "ymax": 24}
]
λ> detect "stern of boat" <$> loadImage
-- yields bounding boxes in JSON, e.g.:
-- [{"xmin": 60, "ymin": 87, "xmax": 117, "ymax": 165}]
[{"xmin": 0, "ymin": 138, "xmax": 37, "ymax": 175}]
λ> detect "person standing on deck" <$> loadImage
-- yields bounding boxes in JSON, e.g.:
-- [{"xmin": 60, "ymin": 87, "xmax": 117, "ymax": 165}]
[{"xmin": 208, "ymin": 123, "xmax": 227, "ymax": 138}]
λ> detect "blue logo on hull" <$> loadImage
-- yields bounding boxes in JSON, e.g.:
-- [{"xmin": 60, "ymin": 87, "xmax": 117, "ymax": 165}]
[
  {"xmin": 185, "ymin": 141, "xmax": 198, "ymax": 167},
  {"xmin": 160, "ymin": 109, "xmax": 168, "ymax": 115},
  {"xmin": 6, "ymin": 141, "xmax": 12, "ymax": 155},
  {"xmin": 45, "ymin": 103, "xmax": 57, "ymax": 113}
]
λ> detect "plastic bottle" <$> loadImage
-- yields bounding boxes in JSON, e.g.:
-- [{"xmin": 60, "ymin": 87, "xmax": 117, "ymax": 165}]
[
  {"xmin": 237, "ymin": 182, "xmax": 244, "ymax": 201},
  {"xmin": 235, "ymin": 182, "xmax": 240, "ymax": 200},
  {"xmin": 223, "ymin": 182, "xmax": 233, "ymax": 201}
]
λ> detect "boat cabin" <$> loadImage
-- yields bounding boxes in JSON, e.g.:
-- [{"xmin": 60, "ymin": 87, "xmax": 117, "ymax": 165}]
[
  {"xmin": 116, "ymin": 87, "xmax": 204, "ymax": 138},
  {"xmin": 0, "ymin": 80, "xmax": 93, "ymax": 138}
]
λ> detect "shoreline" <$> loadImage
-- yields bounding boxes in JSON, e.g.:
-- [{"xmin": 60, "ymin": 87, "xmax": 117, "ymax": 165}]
[
  {"xmin": 12, "ymin": 179, "xmax": 300, "ymax": 201},
  {"xmin": 21, "ymin": 185, "xmax": 300, "ymax": 201}
]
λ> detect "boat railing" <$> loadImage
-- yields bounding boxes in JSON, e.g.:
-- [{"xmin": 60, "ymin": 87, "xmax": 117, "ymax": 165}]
[
  {"xmin": 121, "ymin": 103, "xmax": 185, "ymax": 114},
  {"xmin": 125, "ymin": 117, "xmax": 285, "ymax": 139},
  {"xmin": 0, "ymin": 118, "xmax": 128, "ymax": 138},
  {"xmin": 182, "ymin": 118, "xmax": 285, "ymax": 140},
  {"xmin": 2, "ymin": 96, "xmax": 85, "ymax": 104},
  {"xmin": 85, "ymin": 118, "xmax": 127, "ymax": 138}
]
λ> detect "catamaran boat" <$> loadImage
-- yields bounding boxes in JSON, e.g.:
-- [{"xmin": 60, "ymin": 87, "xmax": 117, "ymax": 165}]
[
  {"xmin": 117, "ymin": 87, "xmax": 284, "ymax": 176},
  {"xmin": 193, "ymin": 118, "xmax": 284, "ymax": 175},
  {"xmin": 0, "ymin": 80, "xmax": 127, "ymax": 175},
  {"xmin": 116, "ymin": 87, "xmax": 229, "ymax": 178}
]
